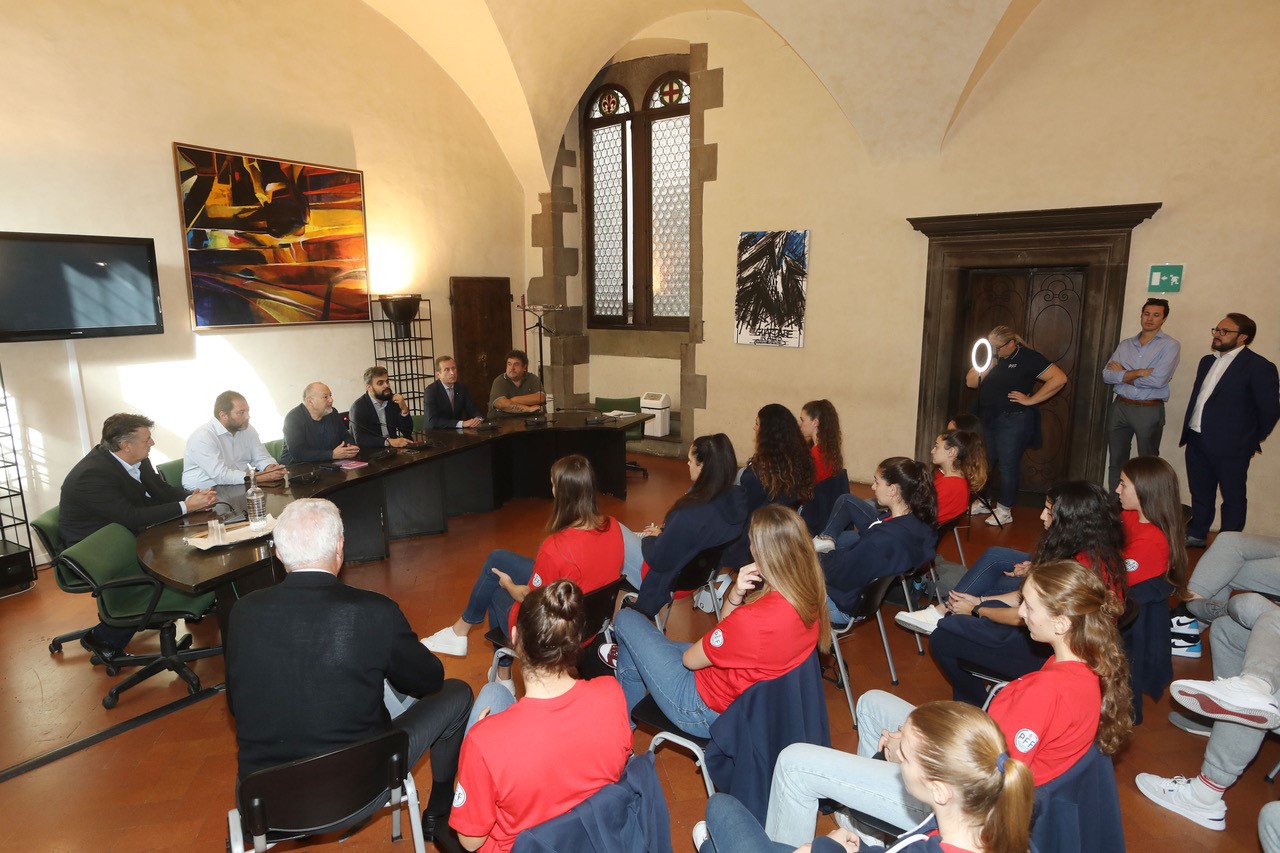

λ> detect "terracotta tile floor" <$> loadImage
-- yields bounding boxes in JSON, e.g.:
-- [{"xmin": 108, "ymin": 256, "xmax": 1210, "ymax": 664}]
[{"xmin": 0, "ymin": 454, "xmax": 1272, "ymax": 851}]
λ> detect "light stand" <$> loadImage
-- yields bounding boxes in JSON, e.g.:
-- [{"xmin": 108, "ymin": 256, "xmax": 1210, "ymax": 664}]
[{"xmin": 517, "ymin": 304, "xmax": 563, "ymax": 425}]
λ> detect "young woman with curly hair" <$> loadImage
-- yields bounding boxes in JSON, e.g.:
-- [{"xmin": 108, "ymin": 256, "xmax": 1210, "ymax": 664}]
[
  {"xmin": 930, "ymin": 428, "xmax": 988, "ymax": 525},
  {"xmin": 798, "ymin": 399, "xmax": 843, "ymax": 483},
  {"xmin": 742, "ymin": 403, "xmax": 816, "ymax": 511},
  {"xmin": 904, "ymin": 482, "xmax": 1127, "ymax": 704},
  {"xmin": 765, "ymin": 560, "xmax": 1129, "ymax": 842}
]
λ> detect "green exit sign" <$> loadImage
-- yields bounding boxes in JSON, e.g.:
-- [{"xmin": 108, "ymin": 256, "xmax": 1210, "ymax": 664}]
[{"xmin": 1149, "ymin": 264, "xmax": 1183, "ymax": 292}]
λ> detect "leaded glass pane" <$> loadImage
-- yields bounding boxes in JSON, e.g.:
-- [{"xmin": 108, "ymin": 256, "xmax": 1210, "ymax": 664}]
[
  {"xmin": 648, "ymin": 77, "xmax": 690, "ymax": 108},
  {"xmin": 589, "ymin": 88, "xmax": 631, "ymax": 119},
  {"xmin": 650, "ymin": 115, "xmax": 690, "ymax": 317},
  {"xmin": 591, "ymin": 124, "xmax": 625, "ymax": 317}
]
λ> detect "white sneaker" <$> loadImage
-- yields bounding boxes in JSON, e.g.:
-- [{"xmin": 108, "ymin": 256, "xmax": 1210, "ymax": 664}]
[
  {"xmin": 1171, "ymin": 675, "xmax": 1280, "ymax": 729},
  {"xmin": 486, "ymin": 660, "xmax": 516, "ymax": 695},
  {"xmin": 1171, "ymin": 615, "xmax": 1201, "ymax": 636},
  {"xmin": 1171, "ymin": 636, "xmax": 1203, "ymax": 658},
  {"xmin": 985, "ymin": 505, "xmax": 1013, "ymax": 526},
  {"xmin": 1134, "ymin": 773, "xmax": 1226, "ymax": 831},
  {"xmin": 968, "ymin": 499, "xmax": 992, "ymax": 516},
  {"xmin": 813, "ymin": 536, "xmax": 836, "ymax": 554},
  {"xmin": 598, "ymin": 642, "xmax": 618, "ymax": 669},
  {"xmin": 1168, "ymin": 711, "xmax": 1213, "ymax": 738},
  {"xmin": 692, "ymin": 820, "xmax": 709, "ymax": 850},
  {"xmin": 423, "ymin": 626, "xmax": 468, "ymax": 657},
  {"xmin": 895, "ymin": 606, "xmax": 945, "ymax": 635}
]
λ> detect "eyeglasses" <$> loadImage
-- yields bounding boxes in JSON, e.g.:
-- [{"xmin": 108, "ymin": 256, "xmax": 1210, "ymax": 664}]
[{"xmin": 1211, "ymin": 327, "xmax": 1241, "ymax": 335}]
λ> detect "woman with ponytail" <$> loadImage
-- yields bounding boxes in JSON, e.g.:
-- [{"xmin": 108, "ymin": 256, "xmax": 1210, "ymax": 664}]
[
  {"xmin": 764, "ymin": 560, "xmax": 1130, "ymax": 843},
  {"xmin": 696, "ymin": 701, "xmax": 1034, "ymax": 853},
  {"xmin": 450, "ymin": 580, "xmax": 632, "ymax": 853},
  {"xmin": 819, "ymin": 457, "xmax": 937, "ymax": 623}
]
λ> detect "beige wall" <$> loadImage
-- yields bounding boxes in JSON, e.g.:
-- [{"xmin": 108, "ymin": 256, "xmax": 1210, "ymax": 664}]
[
  {"xmin": 626, "ymin": 1, "xmax": 1280, "ymax": 533},
  {"xmin": 0, "ymin": 0, "xmax": 525, "ymax": 524}
]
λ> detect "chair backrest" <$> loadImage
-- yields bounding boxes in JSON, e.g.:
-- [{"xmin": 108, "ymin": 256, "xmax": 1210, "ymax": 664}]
[
  {"xmin": 594, "ymin": 396, "xmax": 643, "ymax": 440},
  {"xmin": 238, "ymin": 730, "xmax": 409, "ymax": 838},
  {"xmin": 262, "ymin": 439, "xmax": 285, "ymax": 463},
  {"xmin": 670, "ymin": 541, "xmax": 729, "ymax": 594},
  {"xmin": 57, "ymin": 524, "xmax": 159, "ymax": 621},
  {"xmin": 30, "ymin": 504, "xmax": 64, "ymax": 565},
  {"xmin": 155, "ymin": 458, "xmax": 184, "ymax": 486},
  {"xmin": 582, "ymin": 577, "xmax": 628, "ymax": 638},
  {"xmin": 843, "ymin": 572, "xmax": 902, "ymax": 623}
]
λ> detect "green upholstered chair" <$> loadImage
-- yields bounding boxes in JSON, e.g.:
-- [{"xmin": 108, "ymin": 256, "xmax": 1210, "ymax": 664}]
[
  {"xmin": 31, "ymin": 505, "xmax": 97, "ymax": 655},
  {"xmin": 593, "ymin": 396, "xmax": 648, "ymax": 478},
  {"xmin": 56, "ymin": 523, "xmax": 220, "ymax": 708},
  {"xmin": 155, "ymin": 458, "xmax": 184, "ymax": 486},
  {"xmin": 411, "ymin": 414, "xmax": 425, "ymax": 435},
  {"xmin": 262, "ymin": 438, "xmax": 285, "ymax": 463}
]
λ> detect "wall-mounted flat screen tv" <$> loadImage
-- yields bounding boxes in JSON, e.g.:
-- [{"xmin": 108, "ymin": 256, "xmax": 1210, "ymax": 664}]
[{"xmin": 0, "ymin": 231, "xmax": 164, "ymax": 343}]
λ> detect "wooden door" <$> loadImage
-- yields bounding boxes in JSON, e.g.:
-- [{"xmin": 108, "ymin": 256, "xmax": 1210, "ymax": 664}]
[
  {"xmin": 449, "ymin": 277, "xmax": 512, "ymax": 395},
  {"xmin": 954, "ymin": 267, "xmax": 1084, "ymax": 501}
]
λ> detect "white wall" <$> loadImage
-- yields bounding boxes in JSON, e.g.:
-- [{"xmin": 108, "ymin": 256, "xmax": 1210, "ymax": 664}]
[
  {"xmin": 629, "ymin": 1, "xmax": 1280, "ymax": 533},
  {"xmin": 0, "ymin": 0, "xmax": 526, "ymax": 521}
]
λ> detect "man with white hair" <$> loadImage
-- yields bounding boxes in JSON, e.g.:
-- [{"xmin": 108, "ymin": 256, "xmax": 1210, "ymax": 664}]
[{"xmin": 226, "ymin": 498, "xmax": 472, "ymax": 842}]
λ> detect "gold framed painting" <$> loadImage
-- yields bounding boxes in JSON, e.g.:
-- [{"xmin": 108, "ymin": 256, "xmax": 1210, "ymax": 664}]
[{"xmin": 173, "ymin": 143, "xmax": 371, "ymax": 329}]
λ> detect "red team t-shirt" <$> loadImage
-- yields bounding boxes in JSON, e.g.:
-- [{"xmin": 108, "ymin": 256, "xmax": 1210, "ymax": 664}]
[
  {"xmin": 695, "ymin": 590, "xmax": 819, "ymax": 713},
  {"xmin": 934, "ymin": 470, "xmax": 969, "ymax": 525},
  {"xmin": 450, "ymin": 678, "xmax": 632, "ymax": 853},
  {"xmin": 1121, "ymin": 509, "xmax": 1170, "ymax": 585},
  {"xmin": 988, "ymin": 657, "xmax": 1100, "ymax": 784},
  {"xmin": 507, "ymin": 518, "xmax": 624, "ymax": 632}
]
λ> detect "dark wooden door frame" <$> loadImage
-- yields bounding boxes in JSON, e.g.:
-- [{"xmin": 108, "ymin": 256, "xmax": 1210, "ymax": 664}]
[{"xmin": 907, "ymin": 203, "xmax": 1161, "ymax": 485}]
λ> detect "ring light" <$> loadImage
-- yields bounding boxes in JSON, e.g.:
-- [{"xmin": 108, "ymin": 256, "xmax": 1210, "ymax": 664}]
[{"xmin": 971, "ymin": 338, "xmax": 993, "ymax": 374}]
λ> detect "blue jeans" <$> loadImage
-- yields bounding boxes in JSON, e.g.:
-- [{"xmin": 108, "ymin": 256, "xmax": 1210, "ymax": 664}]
[
  {"xmin": 702, "ymin": 793, "xmax": 792, "ymax": 853},
  {"xmin": 951, "ymin": 547, "xmax": 1030, "ymax": 598},
  {"xmin": 984, "ymin": 408, "xmax": 1036, "ymax": 508},
  {"xmin": 465, "ymin": 681, "xmax": 519, "ymax": 733},
  {"xmin": 613, "ymin": 608, "xmax": 720, "ymax": 738},
  {"xmin": 819, "ymin": 494, "xmax": 881, "ymax": 550},
  {"xmin": 825, "ymin": 594, "xmax": 852, "ymax": 626},
  {"xmin": 620, "ymin": 524, "xmax": 645, "ymax": 589},
  {"xmin": 460, "ymin": 549, "xmax": 534, "ymax": 633}
]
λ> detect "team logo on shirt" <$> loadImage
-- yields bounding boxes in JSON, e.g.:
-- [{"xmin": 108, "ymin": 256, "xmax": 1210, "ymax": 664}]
[
  {"xmin": 530, "ymin": 572, "xmax": 543, "ymax": 588},
  {"xmin": 709, "ymin": 628, "xmax": 725, "ymax": 648},
  {"xmin": 1014, "ymin": 728, "xmax": 1039, "ymax": 753},
  {"xmin": 1125, "ymin": 558, "xmax": 1139, "ymax": 573},
  {"xmin": 453, "ymin": 784, "xmax": 467, "ymax": 808}
]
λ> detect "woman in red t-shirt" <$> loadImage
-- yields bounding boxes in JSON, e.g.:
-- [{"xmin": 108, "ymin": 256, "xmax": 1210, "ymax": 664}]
[
  {"xmin": 601, "ymin": 504, "xmax": 829, "ymax": 738},
  {"xmin": 929, "ymin": 428, "xmax": 987, "ymax": 525},
  {"xmin": 1116, "ymin": 456, "xmax": 1188, "ymax": 592},
  {"xmin": 799, "ymin": 399, "xmax": 843, "ymax": 484},
  {"xmin": 423, "ymin": 454, "xmax": 624, "ymax": 686},
  {"xmin": 451, "ymin": 580, "xmax": 632, "ymax": 853}
]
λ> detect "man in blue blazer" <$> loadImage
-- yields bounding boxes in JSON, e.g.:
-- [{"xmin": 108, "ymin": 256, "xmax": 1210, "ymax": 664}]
[
  {"xmin": 425, "ymin": 356, "xmax": 483, "ymax": 429},
  {"xmin": 1180, "ymin": 313, "xmax": 1280, "ymax": 546}
]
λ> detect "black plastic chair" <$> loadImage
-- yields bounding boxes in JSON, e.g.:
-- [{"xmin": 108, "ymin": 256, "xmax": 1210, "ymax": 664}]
[
  {"xmin": 31, "ymin": 505, "xmax": 95, "ymax": 656},
  {"xmin": 594, "ymin": 396, "xmax": 648, "ymax": 479},
  {"xmin": 227, "ymin": 729, "xmax": 426, "ymax": 853},
  {"xmin": 827, "ymin": 572, "xmax": 904, "ymax": 725},
  {"xmin": 485, "ymin": 577, "xmax": 629, "ymax": 681},
  {"xmin": 654, "ymin": 541, "xmax": 731, "ymax": 632},
  {"xmin": 56, "ymin": 523, "xmax": 221, "ymax": 708}
]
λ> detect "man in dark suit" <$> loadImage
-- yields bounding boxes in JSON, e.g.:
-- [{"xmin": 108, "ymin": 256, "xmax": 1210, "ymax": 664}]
[
  {"xmin": 58, "ymin": 412, "xmax": 219, "ymax": 656},
  {"xmin": 226, "ymin": 498, "xmax": 472, "ymax": 841},
  {"xmin": 425, "ymin": 355, "xmax": 483, "ymax": 429},
  {"xmin": 1180, "ymin": 313, "xmax": 1280, "ymax": 547},
  {"xmin": 349, "ymin": 365, "xmax": 415, "ymax": 448}
]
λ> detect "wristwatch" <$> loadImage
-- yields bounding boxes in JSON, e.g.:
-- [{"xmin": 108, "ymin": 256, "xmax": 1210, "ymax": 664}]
[{"xmin": 971, "ymin": 601, "xmax": 985, "ymax": 618}]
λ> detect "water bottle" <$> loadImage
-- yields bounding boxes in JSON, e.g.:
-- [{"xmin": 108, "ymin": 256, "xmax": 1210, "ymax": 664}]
[{"xmin": 246, "ymin": 464, "xmax": 267, "ymax": 528}]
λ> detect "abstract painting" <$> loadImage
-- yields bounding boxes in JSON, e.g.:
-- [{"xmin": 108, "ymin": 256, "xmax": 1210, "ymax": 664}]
[
  {"xmin": 173, "ymin": 143, "xmax": 371, "ymax": 329},
  {"xmin": 735, "ymin": 230, "xmax": 808, "ymax": 347}
]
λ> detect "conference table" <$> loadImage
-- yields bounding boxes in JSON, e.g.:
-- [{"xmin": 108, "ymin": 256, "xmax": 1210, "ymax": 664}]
[{"xmin": 135, "ymin": 411, "xmax": 651, "ymax": 632}]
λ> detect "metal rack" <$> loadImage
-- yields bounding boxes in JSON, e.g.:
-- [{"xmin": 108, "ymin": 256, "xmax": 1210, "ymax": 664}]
[
  {"xmin": 0, "ymin": 361, "xmax": 35, "ymax": 597},
  {"xmin": 370, "ymin": 296, "xmax": 434, "ymax": 421}
]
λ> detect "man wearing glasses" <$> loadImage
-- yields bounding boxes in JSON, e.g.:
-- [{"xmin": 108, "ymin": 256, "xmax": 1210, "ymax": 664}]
[{"xmin": 1180, "ymin": 314, "xmax": 1279, "ymax": 547}]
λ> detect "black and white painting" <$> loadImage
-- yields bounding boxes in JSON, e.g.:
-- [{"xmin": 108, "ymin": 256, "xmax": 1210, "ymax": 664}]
[{"xmin": 734, "ymin": 230, "xmax": 808, "ymax": 348}]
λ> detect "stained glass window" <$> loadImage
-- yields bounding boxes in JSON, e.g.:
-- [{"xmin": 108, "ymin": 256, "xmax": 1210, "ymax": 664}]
[{"xmin": 583, "ymin": 70, "xmax": 691, "ymax": 328}]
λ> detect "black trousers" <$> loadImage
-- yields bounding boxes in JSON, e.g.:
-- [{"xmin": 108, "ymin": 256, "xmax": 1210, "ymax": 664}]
[
  {"xmin": 928, "ymin": 614, "xmax": 1050, "ymax": 706},
  {"xmin": 397, "ymin": 678, "xmax": 474, "ymax": 816},
  {"xmin": 1184, "ymin": 433, "xmax": 1252, "ymax": 539}
]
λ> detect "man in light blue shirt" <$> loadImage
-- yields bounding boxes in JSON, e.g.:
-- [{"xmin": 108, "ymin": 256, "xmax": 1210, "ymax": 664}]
[
  {"xmin": 182, "ymin": 391, "xmax": 286, "ymax": 489},
  {"xmin": 1102, "ymin": 298, "xmax": 1181, "ymax": 490}
]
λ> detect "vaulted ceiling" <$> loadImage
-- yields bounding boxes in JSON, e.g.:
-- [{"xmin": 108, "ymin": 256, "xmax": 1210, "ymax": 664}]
[{"xmin": 361, "ymin": 0, "xmax": 1042, "ymax": 193}]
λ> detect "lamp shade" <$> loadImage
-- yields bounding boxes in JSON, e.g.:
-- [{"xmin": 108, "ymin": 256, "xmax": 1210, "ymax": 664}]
[{"xmin": 377, "ymin": 294, "xmax": 422, "ymax": 338}]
